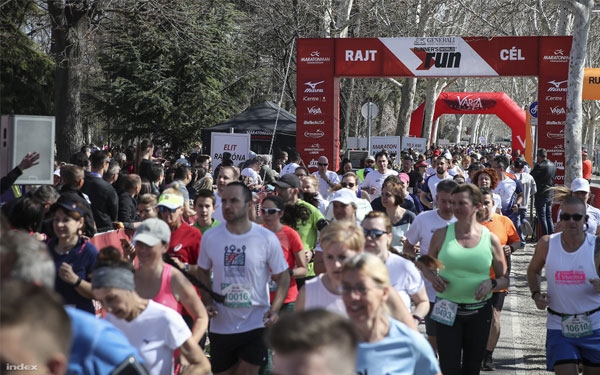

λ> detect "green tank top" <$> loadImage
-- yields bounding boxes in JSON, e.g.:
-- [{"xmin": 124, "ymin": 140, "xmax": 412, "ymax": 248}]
[{"xmin": 437, "ymin": 223, "xmax": 493, "ymax": 305}]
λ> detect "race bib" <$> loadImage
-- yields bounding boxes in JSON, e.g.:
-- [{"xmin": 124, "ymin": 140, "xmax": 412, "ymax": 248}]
[
  {"xmin": 221, "ymin": 283, "xmax": 252, "ymax": 308},
  {"xmin": 561, "ymin": 314, "xmax": 593, "ymax": 338},
  {"xmin": 431, "ymin": 299, "xmax": 458, "ymax": 326}
]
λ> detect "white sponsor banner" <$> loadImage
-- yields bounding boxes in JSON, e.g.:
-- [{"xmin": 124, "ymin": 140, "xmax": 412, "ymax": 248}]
[
  {"xmin": 210, "ymin": 133, "xmax": 251, "ymax": 173},
  {"xmin": 380, "ymin": 37, "xmax": 498, "ymax": 77},
  {"xmin": 371, "ymin": 136, "xmax": 401, "ymax": 156},
  {"xmin": 401, "ymin": 137, "xmax": 427, "ymax": 153},
  {"xmin": 347, "ymin": 137, "xmax": 368, "ymax": 149},
  {"xmin": 438, "ymin": 139, "xmax": 450, "ymax": 147}
]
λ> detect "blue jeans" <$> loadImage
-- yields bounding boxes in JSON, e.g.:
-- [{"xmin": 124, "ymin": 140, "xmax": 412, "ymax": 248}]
[{"xmin": 535, "ymin": 195, "xmax": 554, "ymax": 235}]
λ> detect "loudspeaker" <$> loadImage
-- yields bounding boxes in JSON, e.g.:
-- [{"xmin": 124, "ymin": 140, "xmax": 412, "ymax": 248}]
[{"xmin": 1, "ymin": 115, "xmax": 55, "ymax": 185}]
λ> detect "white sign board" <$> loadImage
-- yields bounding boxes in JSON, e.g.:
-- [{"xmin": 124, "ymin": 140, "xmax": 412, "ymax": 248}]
[
  {"xmin": 210, "ymin": 133, "xmax": 251, "ymax": 173},
  {"xmin": 438, "ymin": 139, "xmax": 450, "ymax": 147},
  {"xmin": 401, "ymin": 137, "xmax": 427, "ymax": 153},
  {"xmin": 370, "ymin": 136, "xmax": 401, "ymax": 156},
  {"xmin": 346, "ymin": 137, "xmax": 368, "ymax": 149}
]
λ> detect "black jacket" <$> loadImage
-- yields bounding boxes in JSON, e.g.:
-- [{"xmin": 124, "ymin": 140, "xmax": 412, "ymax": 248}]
[
  {"xmin": 530, "ymin": 159, "xmax": 556, "ymax": 197},
  {"xmin": 81, "ymin": 173, "xmax": 119, "ymax": 232}
]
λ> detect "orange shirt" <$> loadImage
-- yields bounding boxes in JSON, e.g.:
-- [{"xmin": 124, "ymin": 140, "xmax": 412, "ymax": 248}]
[{"xmin": 481, "ymin": 213, "xmax": 520, "ymax": 291}]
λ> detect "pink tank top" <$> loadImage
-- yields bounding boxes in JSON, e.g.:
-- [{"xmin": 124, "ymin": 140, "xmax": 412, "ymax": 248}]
[{"xmin": 152, "ymin": 264, "xmax": 183, "ymax": 313}]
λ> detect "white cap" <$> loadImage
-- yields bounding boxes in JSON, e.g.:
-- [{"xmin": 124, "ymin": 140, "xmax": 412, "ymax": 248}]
[
  {"xmin": 570, "ymin": 177, "xmax": 590, "ymax": 193},
  {"xmin": 330, "ymin": 188, "xmax": 357, "ymax": 207}
]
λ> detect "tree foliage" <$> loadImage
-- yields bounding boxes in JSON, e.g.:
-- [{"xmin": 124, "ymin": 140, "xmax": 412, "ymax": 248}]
[
  {"xmin": 1, "ymin": 0, "xmax": 54, "ymax": 115},
  {"xmin": 85, "ymin": 0, "xmax": 255, "ymax": 153}
]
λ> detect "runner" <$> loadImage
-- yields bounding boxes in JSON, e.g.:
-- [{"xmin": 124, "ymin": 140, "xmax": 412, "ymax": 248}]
[
  {"xmin": 196, "ymin": 182, "xmax": 290, "ymax": 375},
  {"xmin": 527, "ymin": 196, "xmax": 600, "ymax": 375}
]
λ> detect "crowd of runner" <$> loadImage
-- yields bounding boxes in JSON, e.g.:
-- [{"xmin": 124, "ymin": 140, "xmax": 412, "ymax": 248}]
[{"xmin": 1, "ymin": 140, "xmax": 599, "ymax": 375}]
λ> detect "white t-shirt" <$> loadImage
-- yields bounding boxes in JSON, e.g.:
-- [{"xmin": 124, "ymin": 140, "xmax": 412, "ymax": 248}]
[
  {"xmin": 386, "ymin": 253, "xmax": 424, "ymax": 310},
  {"xmin": 423, "ymin": 174, "xmax": 453, "ymax": 204},
  {"xmin": 494, "ymin": 177, "xmax": 519, "ymax": 211},
  {"xmin": 361, "ymin": 169, "xmax": 399, "ymax": 199},
  {"xmin": 311, "ymin": 170, "xmax": 340, "ymax": 199},
  {"xmin": 280, "ymin": 162, "xmax": 300, "ymax": 176},
  {"xmin": 303, "ymin": 274, "xmax": 347, "ymax": 317},
  {"xmin": 405, "ymin": 210, "xmax": 456, "ymax": 301},
  {"xmin": 213, "ymin": 192, "xmax": 224, "ymax": 222},
  {"xmin": 106, "ymin": 300, "xmax": 190, "ymax": 375},
  {"xmin": 198, "ymin": 222, "xmax": 288, "ymax": 334}
]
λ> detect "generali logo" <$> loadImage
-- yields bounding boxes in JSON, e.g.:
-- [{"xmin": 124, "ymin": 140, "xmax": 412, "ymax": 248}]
[
  {"xmin": 549, "ymin": 106, "xmax": 566, "ymax": 115},
  {"xmin": 543, "ymin": 49, "xmax": 569, "ymax": 63},
  {"xmin": 547, "ymin": 80, "xmax": 568, "ymax": 92},
  {"xmin": 300, "ymin": 51, "xmax": 331, "ymax": 65},
  {"xmin": 304, "ymin": 81, "xmax": 325, "ymax": 93},
  {"xmin": 304, "ymin": 129, "xmax": 325, "ymax": 138}
]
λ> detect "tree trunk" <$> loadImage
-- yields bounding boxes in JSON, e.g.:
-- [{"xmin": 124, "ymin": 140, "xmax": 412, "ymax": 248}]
[
  {"xmin": 422, "ymin": 79, "xmax": 441, "ymax": 147},
  {"xmin": 563, "ymin": 0, "xmax": 594, "ymax": 184},
  {"xmin": 48, "ymin": 0, "xmax": 89, "ymax": 162},
  {"xmin": 396, "ymin": 78, "xmax": 417, "ymax": 137}
]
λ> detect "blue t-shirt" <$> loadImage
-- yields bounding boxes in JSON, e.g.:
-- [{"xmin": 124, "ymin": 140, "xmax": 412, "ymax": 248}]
[
  {"xmin": 356, "ymin": 318, "xmax": 440, "ymax": 375},
  {"xmin": 50, "ymin": 237, "xmax": 98, "ymax": 314},
  {"xmin": 67, "ymin": 307, "xmax": 145, "ymax": 374}
]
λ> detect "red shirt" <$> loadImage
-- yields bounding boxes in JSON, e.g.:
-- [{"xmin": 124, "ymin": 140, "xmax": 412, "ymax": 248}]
[
  {"xmin": 583, "ymin": 159, "xmax": 592, "ymax": 180},
  {"xmin": 267, "ymin": 225, "xmax": 304, "ymax": 304},
  {"xmin": 168, "ymin": 221, "xmax": 202, "ymax": 265}
]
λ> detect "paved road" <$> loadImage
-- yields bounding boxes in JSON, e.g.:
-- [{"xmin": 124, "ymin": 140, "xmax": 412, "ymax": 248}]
[{"xmin": 491, "ymin": 243, "xmax": 548, "ymax": 374}]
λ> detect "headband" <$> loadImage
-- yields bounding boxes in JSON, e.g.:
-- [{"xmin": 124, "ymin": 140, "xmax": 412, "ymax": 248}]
[{"xmin": 91, "ymin": 267, "xmax": 135, "ymax": 291}]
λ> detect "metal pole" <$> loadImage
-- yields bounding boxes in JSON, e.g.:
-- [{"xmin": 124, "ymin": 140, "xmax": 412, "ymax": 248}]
[{"xmin": 367, "ymin": 103, "xmax": 372, "ymax": 155}]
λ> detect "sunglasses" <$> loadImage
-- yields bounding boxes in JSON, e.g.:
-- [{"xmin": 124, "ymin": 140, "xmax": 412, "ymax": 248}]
[
  {"xmin": 158, "ymin": 206, "xmax": 179, "ymax": 213},
  {"xmin": 363, "ymin": 228, "xmax": 388, "ymax": 239},
  {"xmin": 559, "ymin": 213, "xmax": 584, "ymax": 222},
  {"xmin": 318, "ymin": 163, "xmax": 328, "ymax": 166},
  {"xmin": 341, "ymin": 182, "xmax": 355, "ymax": 188},
  {"xmin": 261, "ymin": 208, "xmax": 282, "ymax": 215}
]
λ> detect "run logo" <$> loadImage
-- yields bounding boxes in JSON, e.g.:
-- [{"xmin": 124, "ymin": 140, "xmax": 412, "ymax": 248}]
[{"xmin": 412, "ymin": 48, "xmax": 461, "ymax": 70}]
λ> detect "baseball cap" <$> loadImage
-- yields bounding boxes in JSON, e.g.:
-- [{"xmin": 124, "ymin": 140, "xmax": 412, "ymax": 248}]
[
  {"xmin": 157, "ymin": 193, "xmax": 184, "ymax": 209},
  {"xmin": 272, "ymin": 173, "xmax": 301, "ymax": 189},
  {"xmin": 415, "ymin": 160, "xmax": 428, "ymax": 168},
  {"xmin": 536, "ymin": 148, "xmax": 547, "ymax": 157},
  {"xmin": 433, "ymin": 150, "xmax": 441, "ymax": 156},
  {"xmin": 365, "ymin": 155, "xmax": 375, "ymax": 162},
  {"xmin": 133, "ymin": 218, "xmax": 171, "ymax": 246},
  {"xmin": 398, "ymin": 172, "xmax": 410, "ymax": 184},
  {"xmin": 513, "ymin": 159, "xmax": 526, "ymax": 169},
  {"xmin": 570, "ymin": 177, "xmax": 590, "ymax": 193},
  {"xmin": 52, "ymin": 200, "xmax": 84, "ymax": 216},
  {"xmin": 330, "ymin": 188, "xmax": 357, "ymax": 207}
]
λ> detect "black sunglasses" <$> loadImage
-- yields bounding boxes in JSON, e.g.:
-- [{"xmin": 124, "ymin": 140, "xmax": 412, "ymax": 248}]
[
  {"xmin": 261, "ymin": 208, "xmax": 281, "ymax": 215},
  {"xmin": 363, "ymin": 228, "xmax": 388, "ymax": 238},
  {"xmin": 318, "ymin": 163, "xmax": 328, "ymax": 166},
  {"xmin": 341, "ymin": 182, "xmax": 355, "ymax": 188},
  {"xmin": 559, "ymin": 213, "xmax": 584, "ymax": 222},
  {"xmin": 158, "ymin": 206, "xmax": 178, "ymax": 213}
]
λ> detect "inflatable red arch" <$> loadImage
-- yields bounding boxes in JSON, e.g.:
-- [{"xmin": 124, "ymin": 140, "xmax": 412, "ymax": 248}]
[{"xmin": 409, "ymin": 92, "xmax": 526, "ymax": 149}]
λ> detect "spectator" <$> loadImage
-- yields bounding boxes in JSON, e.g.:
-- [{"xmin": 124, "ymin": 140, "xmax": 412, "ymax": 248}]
[
  {"xmin": 0, "ymin": 151, "xmax": 40, "ymax": 195},
  {"xmin": 582, "ymin": 149, "xmax": 592, "ymax": 183},
  {"xmin": 530, "ymin": 148, "xmax": 556, "ymax": 236},
  {"xmin": 116, "ymin": 174, "xmax": 142, "ymax": 230},
  {"xmin": 81, "ymin": 151, "xmax": 119, "ymax": 232}
]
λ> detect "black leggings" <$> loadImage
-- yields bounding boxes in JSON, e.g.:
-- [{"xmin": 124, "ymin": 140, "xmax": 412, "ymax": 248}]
[{"xmin": 436, "ymin": 300, "xmax": 493, "ymax": 375}]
